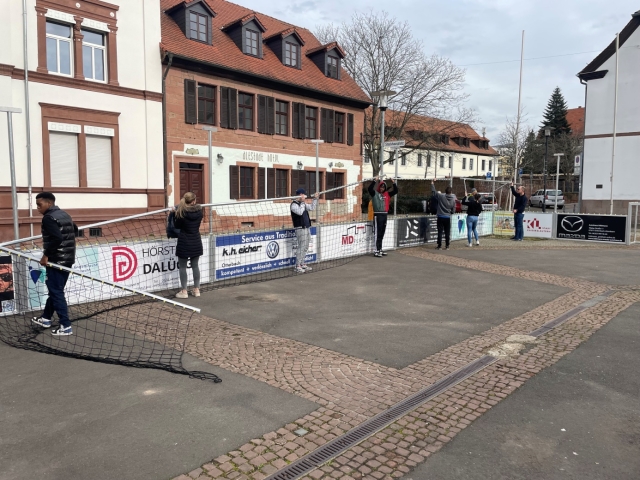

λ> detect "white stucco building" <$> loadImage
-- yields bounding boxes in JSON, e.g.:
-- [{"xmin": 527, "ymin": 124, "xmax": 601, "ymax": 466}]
[
  {"xmin": 0, "ymin": 0, "xmax": 164, "ymax": 241},
  {"xmin": 578, "ymin": 10, "xmax": 640, "ymax": 214}
]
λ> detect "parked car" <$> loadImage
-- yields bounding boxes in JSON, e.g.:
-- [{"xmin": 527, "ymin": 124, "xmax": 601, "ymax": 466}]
[{"xmin": 529, "ymin": 189, "xmax": 565, "ymax": 209}]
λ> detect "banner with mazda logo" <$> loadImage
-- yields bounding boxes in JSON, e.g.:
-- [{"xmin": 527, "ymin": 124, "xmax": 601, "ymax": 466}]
[{"xmin": 556, "ymin": 214, "xmax": 627, "ymax": 243}]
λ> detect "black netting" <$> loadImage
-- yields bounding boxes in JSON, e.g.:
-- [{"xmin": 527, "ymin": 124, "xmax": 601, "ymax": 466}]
[{"xmin": 0, "ymin": 180, "xmax": 378, "ymax": 381}]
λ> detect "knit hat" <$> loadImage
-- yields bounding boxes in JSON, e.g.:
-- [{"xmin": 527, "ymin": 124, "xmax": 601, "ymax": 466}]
[{"xmin": 295, "ymin": 188, "xmax": 306, "ymax": 195}]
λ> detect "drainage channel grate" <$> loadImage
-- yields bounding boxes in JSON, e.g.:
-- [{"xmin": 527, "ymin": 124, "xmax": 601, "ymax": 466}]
[
  {"xmin": 529, "ymin": 290, "xmax": 615, "ymax": 337},
  {"xmin": 265, "ymin": 355, "xmax": 497, "ymax": 480}
]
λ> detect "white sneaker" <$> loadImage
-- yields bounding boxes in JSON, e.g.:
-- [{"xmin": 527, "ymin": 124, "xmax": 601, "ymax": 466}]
[
  {"xmin": 295, "ymin": 266, "xmax": 305, "ymax": 273},
  {"xmin": 467, "ymin": 243, "xmax": 472, "ymax": 247},
  {"xmin": 476, "ymin": 240, "xmax": 480, "ymax": 246},
  {"xmin": 301, "ymin": 264, "xmax": 312, "ymax": 271},
  {"xmin": 175, "ymin": 291, "xmax": 188, "ymax": 299}
]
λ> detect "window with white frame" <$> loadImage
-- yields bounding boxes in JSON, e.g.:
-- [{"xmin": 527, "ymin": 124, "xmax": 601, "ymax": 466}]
[
  {"xmin": 489, "ymin": 160, "xmax": 493, "ymax": 171},
  {"xmin": 401, "ymin": 153, "xmax": 406, "ymax": 166},
  {"xmin": 46, "ymin": 21, "xmax": 73, "ymax": 76},
  {"xmin": 86, "ymin": 135, "xmax": 112, "ymax": 187},
  {"xmin": 448, "ymin": 156, "xmax": 452, "ymax": 169},
  {"xmin": 469, "ymin": 158, "xmax": 474, "ymax": 170},
  {"xmin": 482, "ymin": 159, "xmax": 486, "ymax": 171},
  {"xmin": 82, "ymin": 29, "xmax": 106, "ymax": 82},
  {"xmin": 417, "ymin": 153, "xmax": 422, "ymax": 167},
  {"xmin": 49, "ymin": 131, "xmax": 79, "ymax": 187},
  {"xmin": 462, "ymin": 157, "xmax": 466, "ymax": 169}
]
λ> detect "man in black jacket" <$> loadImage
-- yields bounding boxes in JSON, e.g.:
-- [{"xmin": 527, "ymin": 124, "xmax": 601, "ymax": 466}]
[
  {"xmin": 511, "ymin": 182, "xmax": 527, "ymax": 241},
  {"xmin": 291, "ymin": 189, "xmax": 319, "ymax": 273},
  {"xmin": 31, "ymin": 192, "xmax": 77, "ymax": 336}
]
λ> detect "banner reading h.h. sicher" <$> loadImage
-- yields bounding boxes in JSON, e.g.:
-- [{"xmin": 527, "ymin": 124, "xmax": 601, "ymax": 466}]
[{"xmin": 556, "ymin": 214, "xmax": 627, "ymax": 243}]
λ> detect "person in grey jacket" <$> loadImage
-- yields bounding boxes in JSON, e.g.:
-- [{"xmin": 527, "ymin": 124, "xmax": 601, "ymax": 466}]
[
  {"xmin": 290, "ymin": 189, "xmax": 319, "ymax": 273},
  {"xmin": 431, "ymin": 180, "xmax": 457, "ymax": 250}
]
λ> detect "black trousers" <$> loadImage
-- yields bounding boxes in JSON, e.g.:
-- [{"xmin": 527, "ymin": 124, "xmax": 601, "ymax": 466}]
[
  {"xmin": 437, "ymin": 216, "xmax": 451, "ymax": 248},
  {"xmin": 374, "ymin": 213, "xmax": 388, "ymax": 251}
]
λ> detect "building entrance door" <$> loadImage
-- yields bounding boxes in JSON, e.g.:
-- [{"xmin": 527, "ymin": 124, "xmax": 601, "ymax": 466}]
[{"xmin": 179, "ymin": 162, "xmax": 204, "ymax": 203}]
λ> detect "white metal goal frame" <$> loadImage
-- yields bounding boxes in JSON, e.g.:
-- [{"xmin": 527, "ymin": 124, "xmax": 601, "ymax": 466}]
[{"xmin": 628, "ymin": 202, "xmax": 640, "ymax": 245}]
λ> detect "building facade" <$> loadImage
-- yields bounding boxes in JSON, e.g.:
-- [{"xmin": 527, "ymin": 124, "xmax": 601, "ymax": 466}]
[
  {"xmin": 578, "ymin": 10, "xmax": 640, "ymax": 214},
  {"xmin": 0, "ymin": 0, "xmax": 164, "ymax": 241},
  {"xmin": 362, "ymin": 118, "xmax": 498, "ymax": 181},
  {"xmin": 160, "ymin": 0, "xmax": 370, "ymax": 208}
]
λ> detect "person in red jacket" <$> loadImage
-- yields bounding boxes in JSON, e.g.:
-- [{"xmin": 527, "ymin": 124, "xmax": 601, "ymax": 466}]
[{"xmin": 367, "ymin": 176, "xmax": 398, "ymax": 257}]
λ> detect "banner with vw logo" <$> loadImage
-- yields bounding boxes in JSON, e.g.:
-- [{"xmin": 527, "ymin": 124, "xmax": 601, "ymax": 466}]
[
  {"xmin": 215, "ymin": 228, "xmax": 316, "ymax": 280},
  {"xmin": 557, "ymin": 214, "xmax": 626, "ymax": 243}
]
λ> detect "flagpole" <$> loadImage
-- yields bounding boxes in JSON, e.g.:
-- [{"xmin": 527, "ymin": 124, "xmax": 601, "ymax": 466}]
[{"xmin": 609, "ymin": 33, "xmax": 619, "ymax": 215}]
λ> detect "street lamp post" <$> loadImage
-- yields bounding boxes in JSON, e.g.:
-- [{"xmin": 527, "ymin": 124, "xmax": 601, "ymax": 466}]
[
  {"xmin": 370, "ymin": 90, "xmax": 396, "ymax": 178},
  {"xmin": 543, "ymin": 127, "xmax": 552, "ymax": 212},
  {"xmin": 553, "ymin": 153, "xmax": 564, "ymax": 213},
  {"xmin": 1, "ymin": 106, "xmax": 22, "ymax": 240},
  {"xmin": 310, "ymin": 139, "xmax": 324, "ymax": 223}
]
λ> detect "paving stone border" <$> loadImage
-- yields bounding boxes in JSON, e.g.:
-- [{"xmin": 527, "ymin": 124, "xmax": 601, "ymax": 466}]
[{"xmin": 165, "ymin": 245, "xmax": 639, "ymax": 480}]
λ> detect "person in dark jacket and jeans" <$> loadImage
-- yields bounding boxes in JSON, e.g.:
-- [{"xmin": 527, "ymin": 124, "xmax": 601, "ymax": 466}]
[
  {"xmin": 462, "ymin": 192, "xmax": 483, "ymax": 247},
  {"xmin": 431, "ymin": 180, "xmax": 456, "ymax": 250},
  {"xmin": 368, "ymin": 176, "xmax": 398, "ymax": 257},
  {"xmin": 31, "ymin": 192, "xmax": 78, "ymax": 336},
  {"xmin": 511, "ymin": 182, "xmax": 527, "ymax": 241},
  {"xmin": 174, "ymin": 192, "xmax": 203, "ymax": 298},
  {"xmin": 291, "ymin": 188, "xmax": 319, "ymax": 273}
]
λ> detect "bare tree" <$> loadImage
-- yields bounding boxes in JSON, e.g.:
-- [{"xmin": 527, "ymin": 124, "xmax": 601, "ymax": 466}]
[
  {"xmin": 316, "ymin": 12, "xmax": 474, "ymax": 176},
  {"xmin": 495, "ymin": 113, "xmax": 530, "ymax": 179}
]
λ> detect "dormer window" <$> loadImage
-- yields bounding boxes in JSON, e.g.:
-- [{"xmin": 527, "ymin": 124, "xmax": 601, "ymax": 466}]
[
  {"xmin": 285, "ymin": 42, "xmax": 299, "ymax": 67},
  {"xmin": 189, "ymin": 11, "xmax": 208, "ymax": 43},
  {"xmin": 327, "ymin": 56, "xmax": 339, "ymax": 79},
  {"xmin": 245, "ymin": 29, "xmax": 259, "ymax": 56},
  {"xmin": 166, "ymin": 0, "xmax": 216, "ymax": 46}
]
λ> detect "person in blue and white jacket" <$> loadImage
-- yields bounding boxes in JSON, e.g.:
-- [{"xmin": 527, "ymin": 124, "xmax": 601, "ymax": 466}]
[{"xmin": 291, "ymin": 188, "xmax": 319, "ymax": 273}]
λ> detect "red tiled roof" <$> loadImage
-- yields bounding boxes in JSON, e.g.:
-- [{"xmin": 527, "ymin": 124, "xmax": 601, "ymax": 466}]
[
  {"xmin": 383, "ymin": 110, "xmax": 498, "ymax": 156},
  {"xmin": 566, "ymin": 107, "xmax": 585, "ymax": 136},
  {"xmin": 221, "ymin": 12, "xmax": 266, "ymax": 32},
  {"xmin": 306, "ymin": 42, "xmax": 346, "ymax": 59},
  {"xmin": 263, "ymin": 27, "xmax": 305, "ymax": 46},
  {"xmin": 160, "ymin": 0, "xmax": 370, "ymax": 104}
]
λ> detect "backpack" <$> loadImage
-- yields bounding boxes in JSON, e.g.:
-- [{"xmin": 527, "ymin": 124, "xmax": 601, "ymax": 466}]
[
  {"xmin": 166, "ymin": 211, "xmax": 181, "ymax": 239},
  {"xmin": 428, "ymin": 195, "xmax": 438, "ymax": 215}
]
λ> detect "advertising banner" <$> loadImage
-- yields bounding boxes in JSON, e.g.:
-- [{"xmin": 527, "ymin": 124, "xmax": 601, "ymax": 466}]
[
  {"xmin": 0, "ymin": 255, "xmax": 15, "ymax": 315},
  {"xmin": 396, "ymin": 217, "xmax": 429, "ymax": 247},
  {"xmin": 321, "ymin": 223, "xmax": 373, "ymax": 260},
  {"xmin": 557, "ymin": 214, "xmax": 627, "ymax": 243},
  {"xmin": 523, "ymin": 213, "xmax": 553, "ymax": 238},
  {"xmin": 215, "ymin": 228, "xmax": 316, "ymax": 280},
  {"xmin": 449, "ymin": 212, "xmax": 494, "ymax": 241}
]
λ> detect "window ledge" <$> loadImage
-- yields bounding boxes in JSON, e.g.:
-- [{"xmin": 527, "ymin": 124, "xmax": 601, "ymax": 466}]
[
  {"xmin": 236, "ymin": 129, "xmax": 259, "ymax": 137},
  {"xmin": 330, "ymin": 142, "xmax": 347, "ymax": 149}
]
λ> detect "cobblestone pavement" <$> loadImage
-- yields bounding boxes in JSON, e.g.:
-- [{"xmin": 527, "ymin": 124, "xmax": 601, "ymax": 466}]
[{"xmin": 167, "ymin": 242, "xmax": 640, "ymax": 480}]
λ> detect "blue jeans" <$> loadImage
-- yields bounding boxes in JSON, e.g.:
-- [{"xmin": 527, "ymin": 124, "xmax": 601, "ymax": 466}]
[
  {"xmin": 514, "ymin": 213, "xmax": 524, "ymax": 240},
  {"xmin": 43, "ymin": 267, "xmax": 71, "ymax": 328},
  {"xmin": 467, "ymin": 216, "xmax": 479, "ymax": 243}
]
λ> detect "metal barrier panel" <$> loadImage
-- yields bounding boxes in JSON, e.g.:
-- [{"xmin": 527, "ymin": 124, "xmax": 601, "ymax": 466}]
[
  {"xmin": 628, "ymin": 203, "xmax": 640, "ymax": 245},
  {"xmin": 556, "ymin": 213, "xmax": 627, "ymax": 243}
]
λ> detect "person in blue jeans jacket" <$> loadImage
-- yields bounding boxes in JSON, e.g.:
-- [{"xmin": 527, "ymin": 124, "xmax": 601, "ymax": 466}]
[{"xmin": 511, "ymin": 182, "xmax": 528, "ymax": 241}]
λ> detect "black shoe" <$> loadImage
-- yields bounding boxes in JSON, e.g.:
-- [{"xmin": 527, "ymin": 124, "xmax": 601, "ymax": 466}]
[
  {"xmin": 380, "ymin": 251, "xmax": 388, "ymax": 256},
  {"xmin": 436, "ymin": 246, "xmax": 442, "ymax": 250},
  {"xmin": 374, "ymin": 251, "xmax": 383, "ymax": 257},
  {"xmin": 510, "ymin": 236, "xmax": 516, "ymax": 240},
  {"xmin": 445, "ymin": 246, "xmax": 450, "ymax": 250}
]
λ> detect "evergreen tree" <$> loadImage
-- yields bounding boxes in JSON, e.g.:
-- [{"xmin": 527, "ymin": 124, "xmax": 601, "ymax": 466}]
[{"xmin": 540, "ymin": 87, "xmax": 571, "ymax": 136}]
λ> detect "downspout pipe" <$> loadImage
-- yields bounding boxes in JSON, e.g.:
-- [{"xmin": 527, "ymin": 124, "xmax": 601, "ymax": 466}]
[
  {"xmin": 161, "ymin": 52, "xmax": 173, "ymax": 208},
  {"xmin": 578, "ymin": 77, "xmax": 588, "ymax": 213},
  {"xmin": 22, "ymin": 0, "xmax": 33, "ymax": 237}
]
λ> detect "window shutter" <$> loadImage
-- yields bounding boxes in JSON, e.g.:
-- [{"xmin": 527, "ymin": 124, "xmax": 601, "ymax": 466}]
[
  {"xmin": 297, "ymin": 103, "xmax": 306, "ymax": 139},
  {"xmin": 220, "ymin": 87, "xmax": 229, "ymax": 128},
  {"xmin": 290, "ymin": 170, "xmax": 299, "ymax": 196},
  {"xmin": 266, "ymin": 97, "xmax": 275, "ymax": 135},
  {"xmin": 292, "ymin": 102, "xmax": 300, "ymax": 139},
  {"xmin": 86, "ymin": 135, "xmax": 112, "ymax": 187},
  {"xmin": 228, "ymin": 88, "xmax": 238, "ymax": 129},
  {"xmin": 267, "ymin": 168, "xmax": 275, "ymax": 198},
  {"xmin": 328, "ymin": 109, "xmax": 335, "ymax": 143},
  {"xmin": 229, "ymin": 165, "xmax": 239, "ymax": 199},
  {"xmin": 258, "ymin": 167, "xmax": 266, "ymax": 199},
  {"xmin": 347, "ymin": 113, "xmax": 354, "ymax": 146},
  {"xmin": 326, "ymin": 172, "xmax": 335, "ymax": 200},
  {"xmin": 184, "ymin": 79, "xmax": 197, "ymax": 124},
  {"xmin": 321, "ymin": 108, "xmax": 328, "ymax": 141},
  {"xmin": 49, "ymin": 132, "xmax": 79, "ymax": 187},
  {"xmin": 257, "ymin": 95, "xmax": 267, "ymax": 134}
]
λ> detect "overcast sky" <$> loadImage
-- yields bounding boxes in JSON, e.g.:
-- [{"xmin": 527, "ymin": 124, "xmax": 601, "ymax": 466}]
[{"xmin": 237, "ymin": 0, "xmax": 637, "ymax": 141}]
